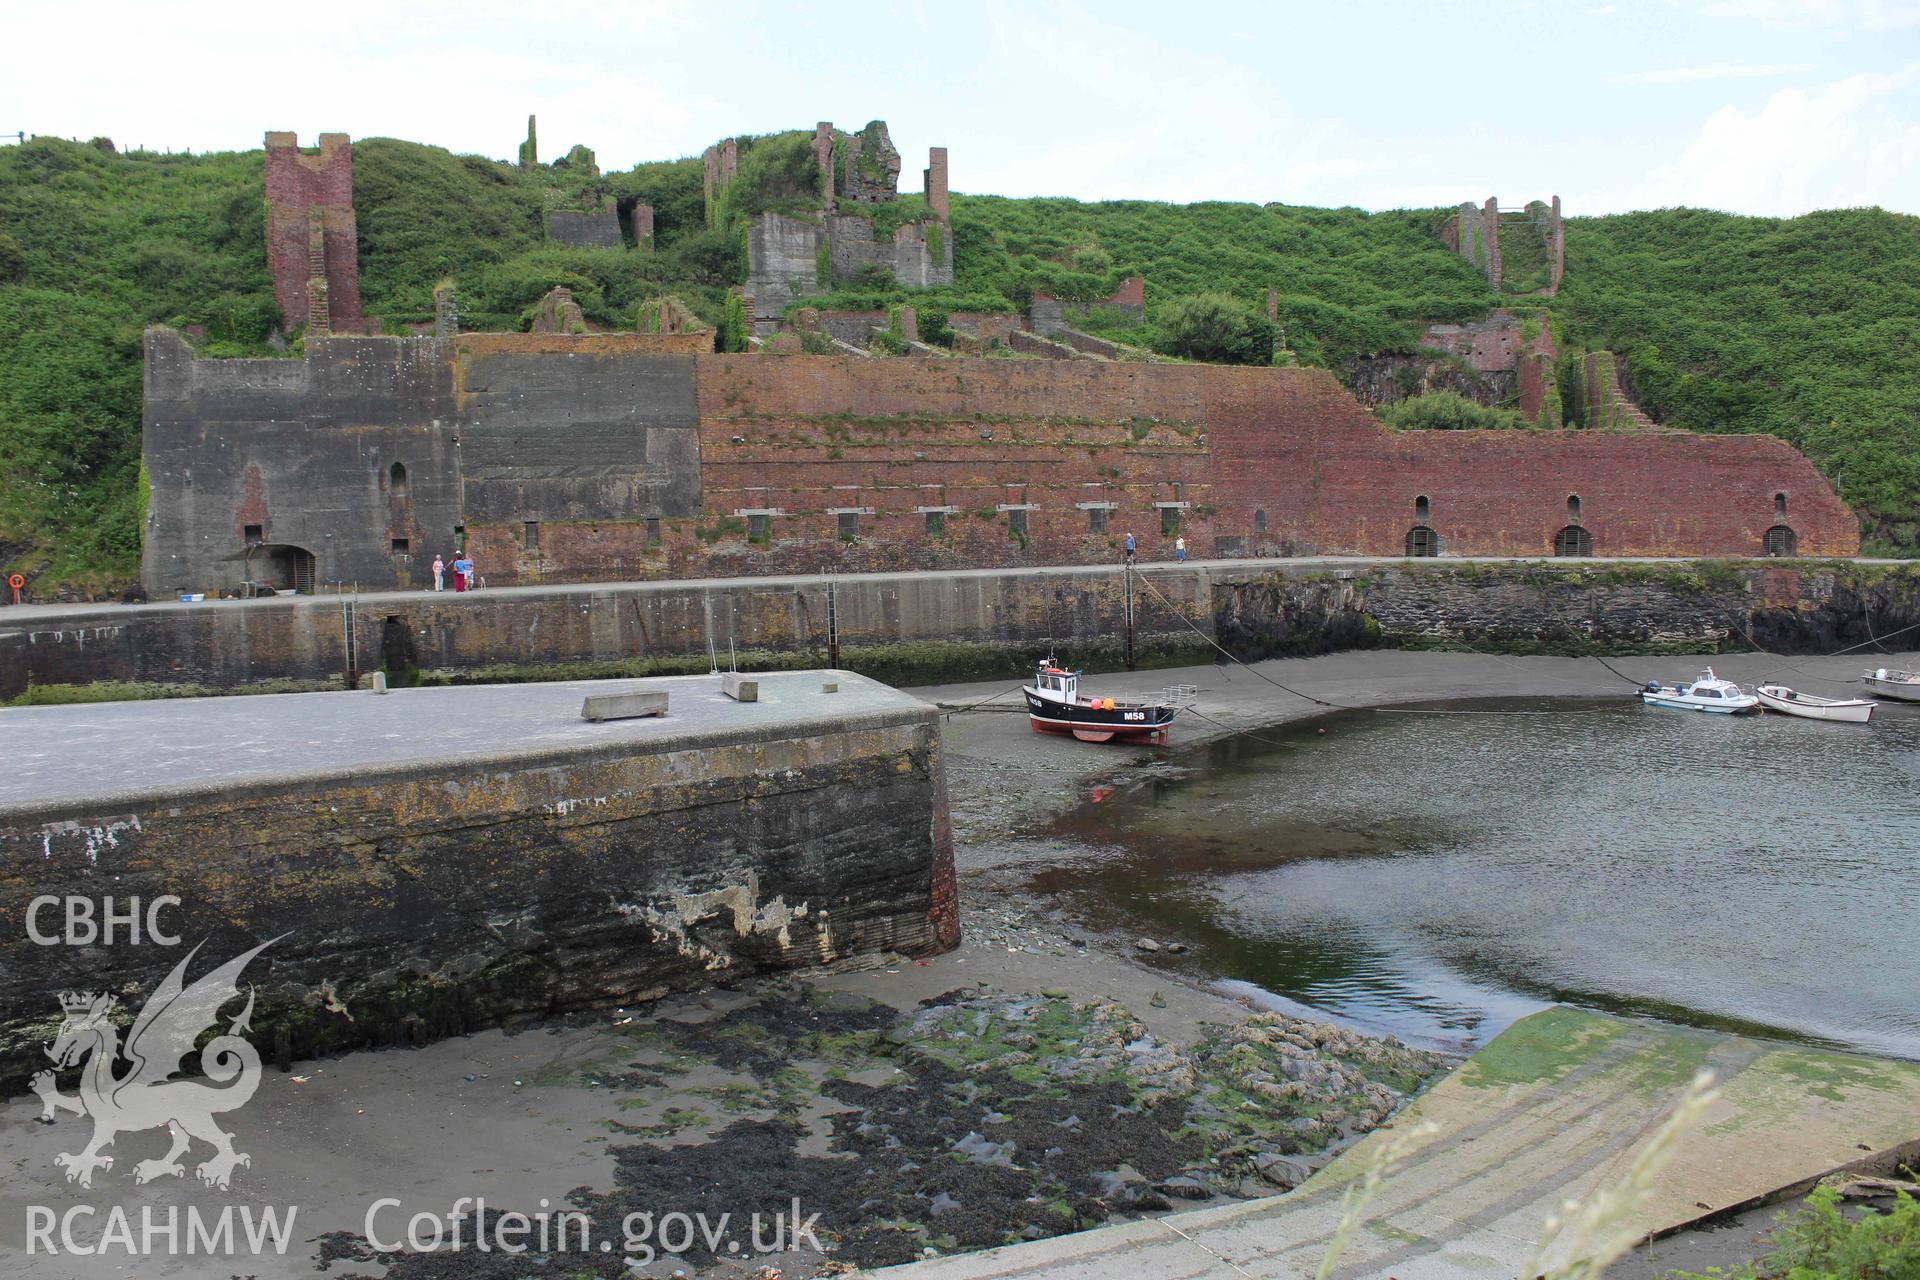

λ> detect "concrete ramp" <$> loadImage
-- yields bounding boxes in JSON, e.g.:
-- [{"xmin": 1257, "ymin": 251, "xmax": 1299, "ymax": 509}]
[{"xmin": 869, "ymin": 1007, "xmax": 1920, "ymax": 1279}]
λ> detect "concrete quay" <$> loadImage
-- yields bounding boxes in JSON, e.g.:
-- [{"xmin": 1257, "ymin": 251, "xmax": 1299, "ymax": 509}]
[{"xmin": 0, "ymin": 671, "xmax": 956, "ymax": 1085}]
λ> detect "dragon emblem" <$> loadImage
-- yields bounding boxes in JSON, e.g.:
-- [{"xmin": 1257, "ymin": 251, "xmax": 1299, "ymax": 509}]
[{"xmin": 31, "ymin": 938, "xmax": 276, "ymax": 1190}]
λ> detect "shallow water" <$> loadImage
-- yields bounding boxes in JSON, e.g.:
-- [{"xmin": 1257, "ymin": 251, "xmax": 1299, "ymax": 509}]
[{"xmin": 1034, "ymin": 694, "xmax": 1920, "ymax": 1057}]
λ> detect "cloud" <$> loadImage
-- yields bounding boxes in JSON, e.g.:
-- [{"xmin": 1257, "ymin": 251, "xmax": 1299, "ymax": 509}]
[
  {"xmin": 1581, "ymin": 66, "xmax": 1920, "ymax": 215},
  {"xmin": 1612, "ymin": 63, "xmax": 1809, "ymax": 84}
]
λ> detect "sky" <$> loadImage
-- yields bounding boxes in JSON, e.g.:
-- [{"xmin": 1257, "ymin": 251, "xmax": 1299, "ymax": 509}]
[{"xmin": 2, "ymin": 0, "xmax": 1916, "ymax": 217}]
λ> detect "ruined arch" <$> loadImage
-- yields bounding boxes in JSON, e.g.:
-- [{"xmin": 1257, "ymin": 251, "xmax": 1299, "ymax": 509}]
[
  {"xmin": 1764, "ymin": 525, "xmax": 1797, "ymax": 557},
  {"xmin": 389, "ymin": 461, "xmax": 409, "ymax": 496},
  {"xmin": 1406, "ymin": 526, "xmax": 1440, "ymax": 557}
]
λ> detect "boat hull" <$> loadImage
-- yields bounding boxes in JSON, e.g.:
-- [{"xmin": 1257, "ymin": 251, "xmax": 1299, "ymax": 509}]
[
  {"xmin": 1864, "ymin": 676, "xmax": 1920, "ymax": 702},
  {"xmin": 1756, "ymin": 686, "xmax": 1874, "ymax": 722},
  {"xmin": 1640, "ymin": 692, "xmax": 1758, "ymax": 714},
  {"xmin": 1025, "ymin": 692, "xmax": 1177, "ymax": 744}
]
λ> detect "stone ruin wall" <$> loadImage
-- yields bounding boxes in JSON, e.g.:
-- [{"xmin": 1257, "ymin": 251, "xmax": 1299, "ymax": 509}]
[{"xmin": 1443, "ymin": 195, "xmax": 1565, "ymax": 296}]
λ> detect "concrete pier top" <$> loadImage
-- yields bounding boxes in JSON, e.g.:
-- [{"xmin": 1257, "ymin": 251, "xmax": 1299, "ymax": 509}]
[{"xmin": 0, "ymin": 671, "xmax": 926, "ymax": 814}]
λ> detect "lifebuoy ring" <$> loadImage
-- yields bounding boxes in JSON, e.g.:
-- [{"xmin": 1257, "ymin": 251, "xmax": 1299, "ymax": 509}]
[{"xmin": 6, "ymin": 574, "xmax": 22, "ymax": 590}]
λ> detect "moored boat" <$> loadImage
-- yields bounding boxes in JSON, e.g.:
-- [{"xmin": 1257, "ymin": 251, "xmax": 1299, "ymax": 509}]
[
  {"xmin": 1024, "ymin": 659, "xmax": 1180, "ymax": 744},
  {"xmin": 1639, "ymin": 668, "xmax": 1759, "ymax": 714},
  {"xmin": 1863, "ymin": 668, "xmax": 1920, "ymax": 702},
  {"xmin": 1755, "ymin": 683, "xmax": 1874, "ymax": 723}
]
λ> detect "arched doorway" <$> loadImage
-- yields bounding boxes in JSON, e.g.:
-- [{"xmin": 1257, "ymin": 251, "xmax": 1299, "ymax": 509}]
[
  {"xmin": 1553, "ymin": 525, "xmax": 1593, "ymax": 557},
  {"xmin": 1764, "ymin": 525, "xmax": 1797, "ymax": 557},
  {"xmin": 1406, "ymin": 525, "xmax": 1440, "ymax": 557},
  {"xmin": 258, "ymin": 544, "xmax": 317, "ymax": 593}
]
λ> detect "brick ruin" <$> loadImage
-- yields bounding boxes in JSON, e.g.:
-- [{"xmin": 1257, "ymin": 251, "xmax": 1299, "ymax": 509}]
[
  {"xmin": 1445, "ymin": 196, "xmax": 1565, "ymax": 296},
  {"xmin": 142, "ymin": 332, "xmax": 1856, "ymax": 597},
  {"xmin": 146, "ymin": 130, "xmax": 1857, "ymax": 596},
  {"xmin": 1030, "ymin": 277, "xmax": 1146, "ymax": 337},
  {"xmin": 709, "ymin": 120, "xmax": 953, "ymax": 325},
  {"xmin": 264, "ymin": 132, "xmax": 364, "ymax": 336}
]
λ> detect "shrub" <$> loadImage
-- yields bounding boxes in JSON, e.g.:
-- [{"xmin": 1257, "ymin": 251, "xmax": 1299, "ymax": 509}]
[
  {"xmin": 1378, "ymin": 391, "xmax": 1536, "ymax": 431},
  {"xmin": 1151, "ymin": 292, "xmax": 1275, "ymax": 365}
]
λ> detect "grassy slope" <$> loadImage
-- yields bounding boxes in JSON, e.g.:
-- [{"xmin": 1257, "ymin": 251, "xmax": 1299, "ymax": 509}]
[
  {"xmin": 1, "ymin": 133, "xmax": 1916, "ymax": 589},
  {"xmin": 1557, "ymin": 207, "xmax": 1920, "ymax": 554}
]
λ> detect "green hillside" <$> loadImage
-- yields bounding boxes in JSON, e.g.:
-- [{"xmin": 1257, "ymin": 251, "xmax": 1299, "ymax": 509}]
[{"xmin": 1, "ymin": 132, "xmax": 1916, "ymax": 591}]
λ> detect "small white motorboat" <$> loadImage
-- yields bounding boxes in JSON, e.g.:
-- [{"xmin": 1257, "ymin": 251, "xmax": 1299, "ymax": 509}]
[
  {"xmin": 1640, "ymin": 668, "xmax": 1760, "ymax": 714},
  {"xmin": 1863, "ymin": 668, "xmax": 1920, "ymax": 702},
  {"xmin": 1755, "ymin": 683, "xmax": 1874, "ymax": 723}
]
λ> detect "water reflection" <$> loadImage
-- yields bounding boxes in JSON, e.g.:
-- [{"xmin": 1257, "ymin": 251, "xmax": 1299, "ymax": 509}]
[{"xmin": 1034, "ymin": 697, "xmax": 1920, "ymax": 1057}]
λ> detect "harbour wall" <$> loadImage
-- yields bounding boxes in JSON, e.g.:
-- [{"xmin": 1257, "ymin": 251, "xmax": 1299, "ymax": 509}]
[
  {"xmin": 5, "ymin": 560, "xmax": 1920, "ymax": 701},
  {"xmin": 0, "ymin": 673, "xmax": 955, "ymax": 1088}
]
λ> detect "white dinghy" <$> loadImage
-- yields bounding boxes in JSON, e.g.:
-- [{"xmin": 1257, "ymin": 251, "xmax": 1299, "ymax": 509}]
[
  {"xmin": 1755, "ymin": 683, "xmax": 1874, "ymax": 723},
  {"xmin": 1863, "ymin": 668, "xmax": 1920, "ymax": 702},
  {"xmin": 1640, "ymin": 668, "xmax": 1760, "ymax": 714}
]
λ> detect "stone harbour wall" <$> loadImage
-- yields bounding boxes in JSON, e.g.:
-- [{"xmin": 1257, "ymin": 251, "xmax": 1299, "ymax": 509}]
[
  {"xmin": 7, "ymin": 560, "xmax": 1918, "ymax": 702},
  {"xmin": 0, "ymin": 681, "xmax": 954, "ymax": 1088}
]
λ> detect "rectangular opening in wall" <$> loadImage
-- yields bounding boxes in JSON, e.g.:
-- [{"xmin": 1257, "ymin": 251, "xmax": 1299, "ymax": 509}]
[
  {"xmin": 838, "ymin": 511, "xmax": 859, "ymax": 541},
  {"xmin": 243, "ymin": 524, "xmax": 263, "ymax": 547},
  {"xmin": 1008, "ymin": 508, "xmax": 1028, "ymax": 536},
  {"xmin": 523, "ymin": 520, "xmax": 540, "ymax": 549},
  {"xmin": 646, "ymin": 517, "xmax": 661, "ymax": 547},
  {"xmin": 390, "ymin": 537, "xmax": 411, "ymax": 556},
  {"xmin": 925, "ymin": 510, "xmax": 945, "ymax": 536},
  {"xmin": 1087, "ymin": 507, "xmax": 1108, "ymax": 534},
  {"xmin": 1161, "ymin": 507, "xmax": 1181, "ymax": 536},
  {"xmin": 748, "ymin": 513, "xmax": 771, "ymax": 544}
]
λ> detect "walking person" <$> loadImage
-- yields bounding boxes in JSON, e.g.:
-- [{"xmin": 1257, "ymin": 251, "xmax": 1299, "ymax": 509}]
[
  {"xmin": 1175, "ymin": 535, "xmax": 1187, "ymax": 562},
  {"xmin": 452, "ymin": 552, "xmax": 468, "ymax": 592},
  {"xmin": 1124, "ymin": 532, "xmax": 1136, "ymax": 565},
  {"xmin": 464, "ymin": 551, "xmax": 479, "ymax": 590},
  {"xmin": 431, "ymin": 554, "xmax": 445, "ymax": 592}
]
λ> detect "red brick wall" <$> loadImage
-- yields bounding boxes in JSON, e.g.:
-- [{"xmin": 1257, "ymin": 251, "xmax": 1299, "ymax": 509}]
[
  {"xmin": 468, "ymin": 354, "xmax": 1858, "ymax": 586},
  {"xmin": 264, "ymin": 132, "xmax": 362, "ymax": 334},
  {"xmin": 1206, "ymin": 366, "xmax": 1857, "ymax": 557},
  {"xmin": 687, "ymin": 356, "xmax": 1214, "ymax": 575}
]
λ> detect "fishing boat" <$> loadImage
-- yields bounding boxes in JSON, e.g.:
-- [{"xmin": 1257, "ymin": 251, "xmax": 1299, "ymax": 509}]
[
  {"xmin": 1755, "ymin": 683, "xmax": 1874, "ymax": 723},
  {"xmin": 1863, "ymin": 668, "xmax": 1920, "ymax": 702},
  {"xmin": 1024, "ymin": 658, "xmax": 1180, "ymax": 744},
  {"xmin": 1639, "ymin": 668, "xmax": 1760, "ymax": 714}
]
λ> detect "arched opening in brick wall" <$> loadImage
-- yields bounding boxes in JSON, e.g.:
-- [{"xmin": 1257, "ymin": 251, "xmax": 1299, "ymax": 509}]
[
  {"xmin": 1765, "ymin": 525, "xmax": 1798, "ymax": 557},
  {"xmin": 1406, "ymin": 526, "xmax": 1441, "ymax": 557},
  {"xmin": 1566, "ymin": 493, "xmax": 1581, "ymax": 523},
  {"xmin": 1553, "ymin": 525, "xmax": 1593, "ymax": 557},
  {"xmin": 258, "ymin": 544, "xmax": 317, "ymax": 594},
  {"xmin": 389, "ymin": 462, "xmax": 409, "ymax": 497},
  {"xmin": 1775, "ymin": 492, "xmax": 1788, "ymax": 520},
  {"xmin": 1414, "ymin": 495, "xmax": 1430, "ymax": 522},
  {"xmin": 1254, "ymin": 510, "xmax": 1267, "ymax": 536}
]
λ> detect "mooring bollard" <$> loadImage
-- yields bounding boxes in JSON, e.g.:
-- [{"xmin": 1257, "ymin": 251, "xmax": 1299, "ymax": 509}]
[{"xmin": 581, "ymin": 691, "xmax": 669, "ymax": 722}]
